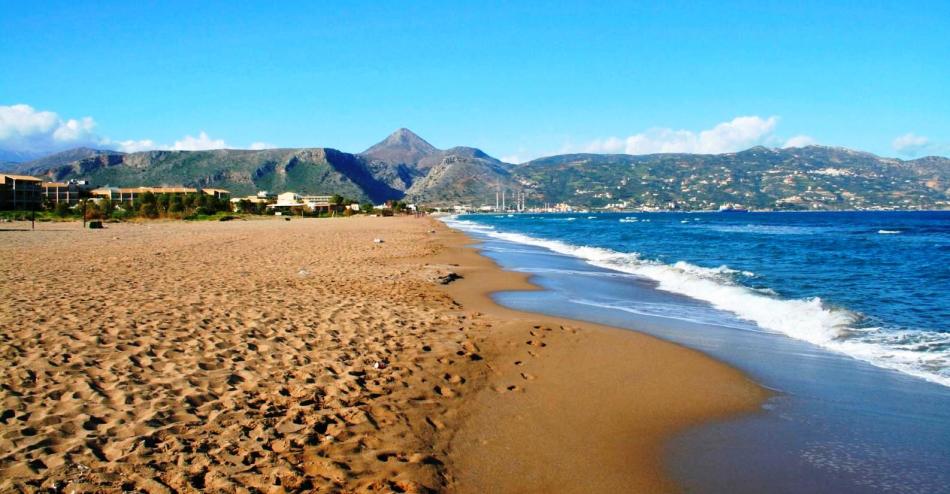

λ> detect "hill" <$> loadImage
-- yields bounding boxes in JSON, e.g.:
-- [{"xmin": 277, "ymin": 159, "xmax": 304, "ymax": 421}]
[
  {"xmin": 514, "ymin": 146, "xmax": 950, "ymax": 210},
  {"xmin": 405, "ymin": 146, "xmax": 516, "ymax": 205},
  {"xmin": 14, "ymin": 147, "xmax": 123, "ymax": 175},
  {"xmin": 12, "ymin": 131, "xmax": 950, "ymax": 210},
  {"xmin": 25, "ymin": 147, "xmax": 403, "ymax": 203},
  {"xmin": 360, "ymin": 128, "xmax": 438, "ymax": 168}
]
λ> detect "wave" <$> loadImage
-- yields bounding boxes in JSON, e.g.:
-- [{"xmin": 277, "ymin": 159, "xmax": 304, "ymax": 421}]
[
  {"xmin": 878, "ymin": 230, "xmax": 901, "ymax": 234},
  {"xmin": 569, "ymin": 298, "xmax": 754, "ymax": 331},
  {"xmin": 441, "ymin": 215, "xmax": 950, "ymax": 388}
]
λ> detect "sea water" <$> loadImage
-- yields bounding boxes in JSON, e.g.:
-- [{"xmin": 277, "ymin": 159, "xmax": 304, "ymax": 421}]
[
  {"xmin": 444, "ymin": 211, "xmax": 950, "ymax": 493},
  {"xmin": 447, "ymin": 211, "xmax": 950, "ymax": 387}
]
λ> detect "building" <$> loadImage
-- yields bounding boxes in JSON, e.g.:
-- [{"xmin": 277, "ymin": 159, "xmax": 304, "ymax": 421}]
[
  {"xmin": 274, "ymin": 192, "xmax": 300, "ymax": 206},
  {"xmin": 201, "ymin": 188, "xmax": 230, "ymax": 200},
  {"xmin": 0, "ymin": 174, "xmax": 43, "ymax": 210},
  {"xmin": 91, "ymin": 186, "xmax": 230, "ymax": 202},
  {"xmin": 41, "ymin": 180, "xmax": 89, "ymax": 205},
  {"xmin": 267, "ymin": 192, "xmax": 337, "ymax": 213},
  {"xmin": 230, "ymin": 195, "xmax": 270, "ymax": 205},
  {"xmin": 300, "ymin": 195, "xmax": 333, "ymax": 209},
  {"xmin": 231, "ymin": 190, "xmax": 275, "ymax": 204}
]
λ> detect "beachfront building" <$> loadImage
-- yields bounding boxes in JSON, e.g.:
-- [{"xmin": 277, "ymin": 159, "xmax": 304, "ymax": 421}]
[
  {"xmin": 300, "ymin": 195, "xmax": 333, "ymax": 210},
  {"xmin": 91, "ymin": 186, "xmax": 230, "ymax": 202},
  {"xmin": 267, "ymin": 192, "xmax": 339, "ymax": 213},
  {"xmin": 0, "ymin": 174, "xmax": 43, "ymax": 210},
  {"xmin": 202, "ymin": 188, "xmax": 231, "ymax": 200},
  {"xmin": 41, "ymin": 180, "xmax": 90, "ymax": 205},
  {"xmin": 230, "ymin": 190, "xmax": 275, "ymax": 205}
]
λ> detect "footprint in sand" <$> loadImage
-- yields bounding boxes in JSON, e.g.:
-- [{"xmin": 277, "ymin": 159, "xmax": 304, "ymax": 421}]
[
  {"xmin": 434, "ymin": 385, "xmax": 456, "ymax": 398},
  {"xmin": 443, "ymin": 373, "xmax": 466, "ymax": 384},
  {"xmin": 493, "ymin": 384, "xmax": 522, "ymax": 394}
]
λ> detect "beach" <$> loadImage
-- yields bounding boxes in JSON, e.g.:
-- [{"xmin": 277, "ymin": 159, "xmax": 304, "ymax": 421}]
[{"xmin": 0, "ymin": 217, "xmax": 766, "ymax": 493}]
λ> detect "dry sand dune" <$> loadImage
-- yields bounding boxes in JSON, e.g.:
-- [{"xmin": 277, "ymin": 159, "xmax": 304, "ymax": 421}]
[{"xmin": 0, "ymin": 216, "xmax": 765, "ymax": 493}]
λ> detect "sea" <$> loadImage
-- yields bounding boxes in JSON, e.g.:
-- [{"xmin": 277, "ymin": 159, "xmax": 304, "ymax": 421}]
[{"xmin": 443, "ymin": 211, "xmax": 950, "ymax": 493}]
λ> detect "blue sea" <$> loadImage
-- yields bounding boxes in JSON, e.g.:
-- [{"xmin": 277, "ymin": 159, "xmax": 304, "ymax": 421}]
[
  {"xmin": 444, "ymin": 211, "xmax": 950, "ymax": 493},
  {"xmin": 448, "ymin": 211, "xmax": 950, "ymax": 386}
]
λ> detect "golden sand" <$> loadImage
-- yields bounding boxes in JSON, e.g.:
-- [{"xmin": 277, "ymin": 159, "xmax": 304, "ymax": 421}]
[{"xmin": 0, "ymin": 217, "xmax": 766, "ymax": 493}]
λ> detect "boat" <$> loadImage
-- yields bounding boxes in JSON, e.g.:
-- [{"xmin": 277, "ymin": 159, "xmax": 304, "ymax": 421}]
[{"xmin": 718, "ymin": 203, "xmax": 749, "ymax": 213}]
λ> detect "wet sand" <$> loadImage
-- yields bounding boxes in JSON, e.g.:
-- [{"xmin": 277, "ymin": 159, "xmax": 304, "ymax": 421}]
[
  {"xmin": 432, "ymin": 226, "xmax": 769, "ymax": 493},
  {"xmin": 0, "ymin": 217, "xmax": 766, "ymax": 493}
]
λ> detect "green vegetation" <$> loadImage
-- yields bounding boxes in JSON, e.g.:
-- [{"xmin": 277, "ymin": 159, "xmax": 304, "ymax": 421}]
[
  {"xmin": 15, "ymin": 129, "xmax": 947, "ymax": 211},
  {"xmin": 514, "ymin": 147, "xmax": 950, "ymax": 210}
]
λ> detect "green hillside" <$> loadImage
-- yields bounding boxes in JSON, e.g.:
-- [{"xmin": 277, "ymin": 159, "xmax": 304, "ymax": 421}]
[{"xmin": 15, "ymin": 129, "xmax": 950, "ymax": 210}]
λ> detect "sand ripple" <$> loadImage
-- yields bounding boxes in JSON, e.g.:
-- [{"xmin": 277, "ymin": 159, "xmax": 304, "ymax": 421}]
[{"xmin": 0, "ymin": 218, "xmax": 485, "ymax": 493}]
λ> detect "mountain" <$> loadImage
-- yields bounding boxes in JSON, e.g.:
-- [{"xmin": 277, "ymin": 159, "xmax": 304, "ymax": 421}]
[
  {"xmin": 514, "ymin": 146, "xmax": 950, "ymax": 210},
  {"xmin": 358, "ymin": 130, "xmax": 520, "ymax": 203},
  {"xmin": 405, "ymin": 147, "xmax": 516, "ymax": 204},
  {"xmin": 0, "ymin": 149, "xmax": 47, "ymax": 164},
  {"xmin": 13, "ymin": 147, "xmax": 123, "ymax": 175},
  {"xmin": 24, "ymin": 148, "xmax": 403, "ymax": 203},
  {"xmin": 12, "ymin": 131, "xmax": 950, "ymax": 210},
  {"xmin": 0, "ymin": 161, "xmax": 19, "ymax": 172},
  {"xmin": 360, "ymin": 128, "xmax": 438, "ymax": 168}
]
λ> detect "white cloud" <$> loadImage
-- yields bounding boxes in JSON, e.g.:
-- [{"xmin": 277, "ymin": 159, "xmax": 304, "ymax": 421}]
[
  {"xmin": 114, "ymin": 139, "xmax": 157, "ymax": 153},
  {"xmin": 173, "ymin": 131, "xmax": 227, "ymax": 151},
  {"xmin": 0, "ymin": 104, "xmax": 100, "ymax": 153},
  {"xmin": 783, "ymin": 134, "xmax": 817, "ymax": 148},
  {"xmin": 587, "ymin": 116, "xmax": 784, "ymax": 155},
  {"xmin": 892, "ymin": 133, "xmax": 930, "ymax": 157},
  {"xmin": 0, "ymin": 104, "xmax": 272, "ymax": 158}
]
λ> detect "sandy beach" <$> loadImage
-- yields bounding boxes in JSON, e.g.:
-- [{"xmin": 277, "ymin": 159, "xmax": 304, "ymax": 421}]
[{"xmin": 0, "ymin": 216, "xmax": 766, "ymax": 493}]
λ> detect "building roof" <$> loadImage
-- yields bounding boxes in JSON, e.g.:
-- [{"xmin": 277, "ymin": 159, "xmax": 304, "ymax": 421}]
[
  {"xmin": 1, "ymin": 174, "xmax": 42, "ymax": 182},
  {"xmin": 41, "ymin": 182, "xmax": 72, "ymax": 187},
  {"xmin": 90, "ymin": 186, "xmax": 230, "ymax": 195}
]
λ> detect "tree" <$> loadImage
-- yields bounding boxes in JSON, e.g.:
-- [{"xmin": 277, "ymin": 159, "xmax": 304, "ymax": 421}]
[
  {"xmin": 169, "ymin": 195, "xmax": 184, "ymax": 213},
  {"xmin": 140, "ymin": 201, "xmax": 159, "ymax": 218},
  {"xmin": 157, "ymin": 193, "xmax": 171, "ymax": 213},
  {"xmin": 54, "ymin": 202, "xmax": 70, "ymax": 217},
  {"xmin": 101, "ymin": 198, "xmax": 115, "ymax": 216}
]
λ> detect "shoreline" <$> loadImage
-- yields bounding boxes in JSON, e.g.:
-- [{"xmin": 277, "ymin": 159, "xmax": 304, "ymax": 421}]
[
  {"xmin": 439, "ymin": 213, "xmax": 950, "ymax": 492},
  {"xmin": 428, "ymin": 220, "xmax": 769, "ymax": 493}
]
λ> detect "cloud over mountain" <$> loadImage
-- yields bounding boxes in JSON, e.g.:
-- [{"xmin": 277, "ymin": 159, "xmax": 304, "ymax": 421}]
[
  {"xmin": 173, "ymin": 131, "xmax": 227, "ymax": 151},
  {"xmin": 0, "ymin": 104, "xmax": 99, "ymax": 155},
  {"xmin": 892, "ymin": 133, "xmax": 931, "ymax": 157},
  {"xmin": 585, "ymin": 116, "xmax": 800, "ymax": 155},
  {"xmin": 0, "ymin": 103, "xmax": 274, "ymax": 157}
]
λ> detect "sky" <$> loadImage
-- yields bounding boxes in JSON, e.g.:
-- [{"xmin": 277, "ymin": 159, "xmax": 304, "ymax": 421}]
[{"xmin": 1, "ymin": 1, "xmax": 948, "ymax": 162}]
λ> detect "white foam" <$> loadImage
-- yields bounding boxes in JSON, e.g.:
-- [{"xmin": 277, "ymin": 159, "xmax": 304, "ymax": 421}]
[
  {"xmin": 441, "ymin": 215, "xmax": 950, "ymax": 388},
  {"xmin": 878, "ymin": 230, "xmax": 901, "ymax": 234}
]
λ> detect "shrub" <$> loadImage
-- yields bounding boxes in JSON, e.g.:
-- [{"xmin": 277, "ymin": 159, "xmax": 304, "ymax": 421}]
[
  {"xmin": 140, "ymin": 202, "xmax": 159, "ymax": 219},
  {"xmin": 54, "ymin": 202, "xmax": 71, "ymax": 217}
]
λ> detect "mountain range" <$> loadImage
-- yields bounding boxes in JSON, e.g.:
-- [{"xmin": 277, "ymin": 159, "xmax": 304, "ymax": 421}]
[{"xmin": 2, "ymin": 129, "xmax": 948, "ymax": 210}]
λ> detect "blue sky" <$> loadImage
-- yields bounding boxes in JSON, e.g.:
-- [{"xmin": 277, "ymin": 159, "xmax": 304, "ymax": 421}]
[{"xmin": 1, "ymin": 1, "xmax": 948, "ymax": 161}]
